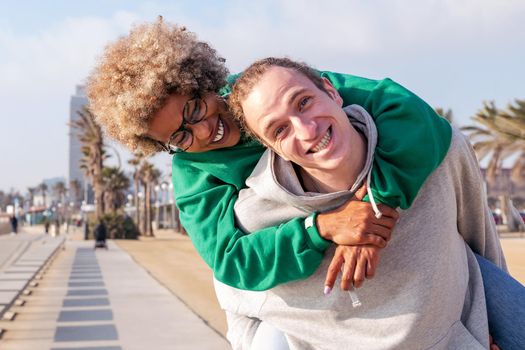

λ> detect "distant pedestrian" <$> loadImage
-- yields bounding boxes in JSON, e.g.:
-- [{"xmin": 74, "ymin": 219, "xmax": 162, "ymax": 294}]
[
  {"xmin": 54, "ymin": 218, "xmax": 60, "ymax": 236},
  {"xmin": 9, "ymin": 216, "xmax": 18, "ymax": 234},
  {"xmin": 94, "ymin": 220, "xmax": 108, "ymax": 249},
  {"xmin": 44, "ymin": 219, "xmax": 50, "ymax": 234}
]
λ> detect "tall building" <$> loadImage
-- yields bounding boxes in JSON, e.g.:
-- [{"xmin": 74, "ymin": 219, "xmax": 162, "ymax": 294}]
[{"xmin": 68, "ymin": 85, "xmax": 90, "ymax": 203}]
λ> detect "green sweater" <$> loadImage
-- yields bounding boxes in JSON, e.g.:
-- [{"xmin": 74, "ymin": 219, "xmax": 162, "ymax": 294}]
[{"xmin": 172, "ymin": 71, "xmax": 452, "ymax": 291}]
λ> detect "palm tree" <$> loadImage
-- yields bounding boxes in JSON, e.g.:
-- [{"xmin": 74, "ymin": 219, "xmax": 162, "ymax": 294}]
[
  {"xmin": 434, "ymin": 107, "xmax": 454, "ymax": 124},
  {"xmin": 27, "ymin": 187, "xmax": 36, "ymax": 207},
  {"xmin": 52, "ymin": 181, "xmax": 67, "ymax": 225},
  {"xmin": 53, "ymin": 182, "xmax": 67, "ymax": 205},
  {"xmin": 462, "ymin": 99, "xmax": 525, "ymax": 230},
  {"xmin": 39, "ymin": 182, "xmax": 48, "ymax": 208},
  {"xmin": 70, "ymin": 106, "xmax": 106, "ymax": 219},
  {"xmin": 128, "ymin": 151, "xmax": 145, "ymax": 232},
  {"xmin": 139, "ymin": 160, "xmax": 161, "ymax": 236},
  {"xmin": 102, "ymin": 167, "xmax": 131, "ymax": 213},
  {"xmin": 462, "ymin": 100, "xmax": 525, "ymax": 184},
  {"xmin": 69, "ymin": 179, "xmax": 82, "ymax": 208},
  {"xmin": 0, "ymin": 190, "xmax": 5, "ymax": 211}
]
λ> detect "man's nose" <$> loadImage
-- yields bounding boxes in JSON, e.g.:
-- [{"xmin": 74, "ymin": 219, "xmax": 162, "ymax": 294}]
[{"xmin": 291, "ymin": 116, "xmax": 317, "ymax": 141}]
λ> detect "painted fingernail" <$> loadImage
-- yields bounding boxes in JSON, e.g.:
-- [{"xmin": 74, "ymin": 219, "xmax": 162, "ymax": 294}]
[{"xmin": 323, "ymin": 286, "xmax": 332, "ymax": 295}]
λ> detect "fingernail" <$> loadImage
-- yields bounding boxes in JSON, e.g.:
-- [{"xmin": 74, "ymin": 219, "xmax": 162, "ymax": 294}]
[{"xmin": 323, "ymin": 286, "xmax": 332, "ymax": 295}]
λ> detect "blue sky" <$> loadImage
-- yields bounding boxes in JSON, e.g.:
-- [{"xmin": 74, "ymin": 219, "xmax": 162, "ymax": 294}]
[{"xmin": 1, "ymin": 0, "xmax": 524, "ymax": 193}]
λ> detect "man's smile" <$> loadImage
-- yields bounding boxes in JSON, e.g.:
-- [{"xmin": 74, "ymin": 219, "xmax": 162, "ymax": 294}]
[{"xmin": 308, "ymin": 126, "xmax": 332, "ymax": 154}]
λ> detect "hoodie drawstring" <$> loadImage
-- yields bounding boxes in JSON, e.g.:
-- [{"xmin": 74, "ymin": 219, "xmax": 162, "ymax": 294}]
[
  {"xmin": 347, "ymin": 165, "xmax": 383, "ymax": 308},
  {"xmin": 366, "ymin": 170, "xmax": 383, "ymax": 219}
]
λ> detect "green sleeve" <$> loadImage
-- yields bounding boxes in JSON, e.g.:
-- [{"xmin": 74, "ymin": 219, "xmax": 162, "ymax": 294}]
[
  {"xmin": 320, "ymin": 71, "xmax": 452, "ymax": 209},
  {"xmin": 175, "ymin": 71, "xmax": 451, "ymax": 292},
  {"xmin": 172, "ymin": 144, "xmax": 330, "ymax": 291}
]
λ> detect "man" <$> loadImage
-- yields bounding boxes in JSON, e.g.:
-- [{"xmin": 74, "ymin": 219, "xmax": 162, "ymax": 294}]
[{"xmin": 225, "ymin": 57, "xmax": 506, "ymax": 349}]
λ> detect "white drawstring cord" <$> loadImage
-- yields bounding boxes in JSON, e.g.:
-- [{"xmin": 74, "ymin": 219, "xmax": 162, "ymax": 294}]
[
  {"xmin": 340, "ymin": 266, "xmax": 362, "ymax": 308},
  {"xmin": 366, "ymin": 170, "xmax": 383, "ymax": 219},
  {"xmin": 343, "ymin": 167, "xmax": 382, "ymax": 308},
  {"xmin": 348, "ymin": 288, "xmax": 362, "ymax": 308}
]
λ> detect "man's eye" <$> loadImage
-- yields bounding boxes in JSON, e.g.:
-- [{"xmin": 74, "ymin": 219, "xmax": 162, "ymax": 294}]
[
  {"xmin": 274, "ymin": 125, "xmax": 287, "ymax": 138},
  {"xmin": 299, "ymin": 96, "xmax": 311, "ymax": 111}
]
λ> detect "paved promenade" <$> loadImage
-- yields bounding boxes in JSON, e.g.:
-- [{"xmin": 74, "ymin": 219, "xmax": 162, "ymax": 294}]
[
  {"xmin": 1, "ymin": 230, "xmax": 64, "ymax": 320},
  {"xmin": 0, "ymin": 227, "xmax": 228, "ymax": 350}
]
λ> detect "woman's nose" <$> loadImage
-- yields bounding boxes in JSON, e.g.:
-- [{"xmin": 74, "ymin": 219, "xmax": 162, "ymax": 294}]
[{"xmin": 188, "ymin": 117, "xmax": 213, "ymax": 140}]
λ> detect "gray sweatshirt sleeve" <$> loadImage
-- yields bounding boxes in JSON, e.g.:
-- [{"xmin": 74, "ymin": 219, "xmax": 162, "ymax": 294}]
[
  {"xmin": 453, "ymin": 129, "xmax": 507, "ymax": 270},
  {"xmin": 225, "ymin": 311, "xmax": 260, "ymax": 350}
]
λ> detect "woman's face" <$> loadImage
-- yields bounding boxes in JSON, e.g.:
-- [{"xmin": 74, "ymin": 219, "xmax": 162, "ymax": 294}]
[{"xmin": 147, "ymin": 93, "xmax": 241, "ymax": 153}]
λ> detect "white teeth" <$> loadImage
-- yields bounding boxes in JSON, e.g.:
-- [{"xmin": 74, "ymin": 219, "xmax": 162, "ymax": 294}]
[
  {"xmin": 311, "ymin": 128, "xmax": 331, "ymax": 153},
  {"xmin": 213, "ymin": 119, "xmax": 225, "ymax": 142}
]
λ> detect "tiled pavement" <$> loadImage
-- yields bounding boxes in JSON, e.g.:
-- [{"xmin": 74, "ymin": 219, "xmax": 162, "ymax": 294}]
[
  {"xmin": 0, "ymin": 240, "xmax": 229, "ymax": 350},
  {"xmin": 0, "ymin": 233, "xmax": 64, "ymax": 320}
]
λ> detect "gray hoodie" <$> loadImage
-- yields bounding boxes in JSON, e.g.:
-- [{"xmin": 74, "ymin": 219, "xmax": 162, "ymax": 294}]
[{"xmin": 214, "ymin": 105, "xmax": 506, "ymax": 350}]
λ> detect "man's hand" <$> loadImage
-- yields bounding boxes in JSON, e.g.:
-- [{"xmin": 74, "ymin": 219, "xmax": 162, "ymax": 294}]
[
  {"xmin": 316, "ymin": 186, "xmax": 399, "ymax": 248},
  {"xmin": 324, "ymin": 245, "xmax": 381, "ymax": 292}
]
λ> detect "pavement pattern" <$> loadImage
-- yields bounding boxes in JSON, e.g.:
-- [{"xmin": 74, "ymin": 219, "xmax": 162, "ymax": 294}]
[
  {"xmin": 0, "ymin": 231, "xmax": 229, "ymax": 350},
  {"xmin": 0, "ymin": 232, "xmax": 64, "ymax": 320}
]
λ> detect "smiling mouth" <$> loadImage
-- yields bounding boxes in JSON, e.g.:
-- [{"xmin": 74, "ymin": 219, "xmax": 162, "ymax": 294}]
[
  {"xmin": 212, "ymin": 118, "xmax": 225, "ymax": 143},
  {"xmin": 308, "ymin": 127, "xmax": 332, "ymax": 153}
]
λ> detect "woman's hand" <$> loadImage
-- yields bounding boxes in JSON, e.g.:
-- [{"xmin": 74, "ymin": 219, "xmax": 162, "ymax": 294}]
[
  {"xmin": 489, "ymin": 335, "xmax": 500, "ymax": 350},
  {"xmin": 316, "ymin": 185, "xmax": 399, "ymax": 248},
  {"xmin": 324, "ymin": 245, "xmax": 381, "ymax": 293}
]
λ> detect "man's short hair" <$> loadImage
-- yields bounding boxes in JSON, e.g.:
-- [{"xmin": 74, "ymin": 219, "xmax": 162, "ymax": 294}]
[
  {"xmin": 229, "ymin": 57, "xmax": 326, "ymax": 142},
  {"xmin": 87, "ymin": 17, "xmax": 229, "ymax": 155}
]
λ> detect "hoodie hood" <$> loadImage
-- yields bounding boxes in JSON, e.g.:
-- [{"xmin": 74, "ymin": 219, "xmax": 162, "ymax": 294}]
[{"xmin": 243, "ymin": 104, "xmax": 378, "ymax": 214}]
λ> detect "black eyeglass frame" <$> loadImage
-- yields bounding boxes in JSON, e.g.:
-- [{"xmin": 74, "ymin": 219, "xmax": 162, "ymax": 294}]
[{"xmin": 157, "ymin": 96, "xmax": 208, "ymax": 154}]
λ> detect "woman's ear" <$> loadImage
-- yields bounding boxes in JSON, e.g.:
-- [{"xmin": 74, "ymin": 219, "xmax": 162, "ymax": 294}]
[{"xmin": 321, "ymin": 77, "xmax": 343, "ymax": 106}]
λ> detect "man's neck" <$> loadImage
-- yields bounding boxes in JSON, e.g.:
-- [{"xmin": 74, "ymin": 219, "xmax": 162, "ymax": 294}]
[{"xmin": 299, "ymin": 129, "xmax": 367, "ymax": 193}]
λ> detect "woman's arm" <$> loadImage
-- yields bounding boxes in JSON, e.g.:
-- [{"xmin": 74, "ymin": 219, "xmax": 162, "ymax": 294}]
[
  {"xmin": 173, "ymin": 143, "xmax": 391, "ymax": 291},
  {"xmin": 173, "ymin": 73, "xmax": 452, "ymax": 291},
  {"xmin": 321, "ymin": 71, "xmax": 453, "ymax": 209},
  {"xmin": 173, "ymin": 151, "xmax": 330, "ymax": 291}
]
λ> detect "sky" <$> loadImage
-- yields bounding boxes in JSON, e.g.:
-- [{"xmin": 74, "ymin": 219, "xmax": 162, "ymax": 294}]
[{"xmin": 1, "ymin": 0, "xmax": 524, "ymax": 194}]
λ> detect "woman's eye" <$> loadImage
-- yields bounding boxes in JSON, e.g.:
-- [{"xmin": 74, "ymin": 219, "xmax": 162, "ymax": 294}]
[{"xmin": 299, "ymin": 96, "xmax": 311, "ymax": 110}]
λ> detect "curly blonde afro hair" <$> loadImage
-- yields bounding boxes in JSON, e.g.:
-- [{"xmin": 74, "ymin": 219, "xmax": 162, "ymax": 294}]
[{"xmin": 87, "ymin": 17, "xmax": 229, "ymax": 155}]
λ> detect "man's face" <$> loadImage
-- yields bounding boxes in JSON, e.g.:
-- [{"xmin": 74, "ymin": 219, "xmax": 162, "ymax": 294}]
[
  {"xmin": 147, "ymin": 93, "xmax": 241, "ymax": 153},
  {"xmin": 241, "ymin": 67, "xmax": 354, "ymax": 171}
]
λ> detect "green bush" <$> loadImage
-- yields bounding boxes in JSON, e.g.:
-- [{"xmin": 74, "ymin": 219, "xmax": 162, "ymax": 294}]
[{"xmin": 89, "ymin": 212, "xmax": 139, "ymax": 240}]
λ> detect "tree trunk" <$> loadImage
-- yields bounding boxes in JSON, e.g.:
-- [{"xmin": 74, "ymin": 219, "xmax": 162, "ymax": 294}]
[
  {"xmin": 145, "ymin": 182, "xmax": 154, "ymax": 236},
  {"xmin": 134, "ymin": 177, "xmax": 141, "ymax": 234}
]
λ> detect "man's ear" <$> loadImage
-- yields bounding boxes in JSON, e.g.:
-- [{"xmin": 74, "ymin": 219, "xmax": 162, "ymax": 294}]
[{"xmin": 321, "ymin": 77, "xmax": 343, "ymax": 107}]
